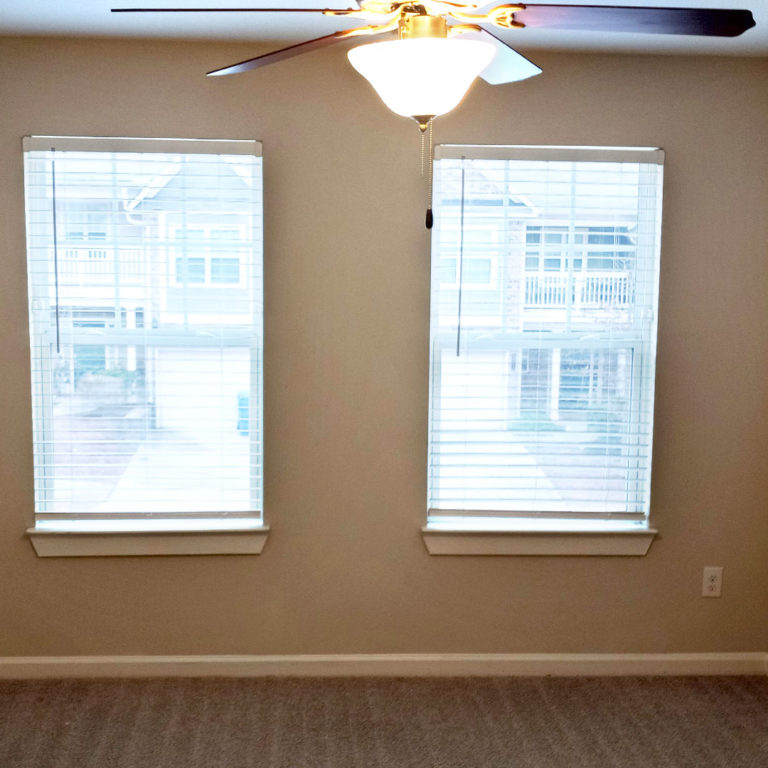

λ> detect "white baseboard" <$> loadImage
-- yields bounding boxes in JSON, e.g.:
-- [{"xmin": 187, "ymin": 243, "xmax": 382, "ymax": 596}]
[{"xmin": 0, "ymin": 652, "xmax": 765, "ymax": 679}]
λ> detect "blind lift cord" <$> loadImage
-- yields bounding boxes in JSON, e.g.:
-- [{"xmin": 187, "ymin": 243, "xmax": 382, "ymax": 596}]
[
  {"xmin": 456, "ymin": 157, "xmax": 466, "ymax": 357},
  {"xmin": 51, "ymin": 149, "xmax": 61, "ymax": 354}
]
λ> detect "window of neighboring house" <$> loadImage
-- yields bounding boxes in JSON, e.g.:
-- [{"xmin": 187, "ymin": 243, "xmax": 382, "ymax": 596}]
[
  {"xmin": 171, "ymin": 226, "xmax": 244, "ymax": 285},
  {"xmin": 175, "ymin": 257, "xmax": 206, "ymax": 283},
  {"xmin": 64, "ymin": 201, "xmax": 110, "ymax": 242},
  {"xmin": 438, "ymin": 225, "xmax": 499, "ymax": 289},
  {"xmin": 23, "ymin": 136, "xmax": 265, "ymax": 552},
  {"xmin": 426, "ymin": 145, "xmax": 664, "ymax": 538},
  {"xmin": 211, "ymin": 258, "xmax": 241, "ymax": 284}
]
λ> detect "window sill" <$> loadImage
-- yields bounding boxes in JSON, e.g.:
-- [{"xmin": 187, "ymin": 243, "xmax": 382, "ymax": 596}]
[
  {"xmin": 421, "ymin": 524, "xmax": 657, "ymax": 556},
  {"xmin": 27, "ymin": 524, "xmax": 270, "ymax": 557}
]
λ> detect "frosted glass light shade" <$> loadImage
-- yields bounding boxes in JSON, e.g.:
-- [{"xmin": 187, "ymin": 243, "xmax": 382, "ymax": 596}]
[{"xmin": 347, "ymin": 37, "xmax": 496, "ymax": 120}]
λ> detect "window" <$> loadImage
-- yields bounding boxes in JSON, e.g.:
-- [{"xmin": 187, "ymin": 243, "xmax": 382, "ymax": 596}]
[
  {"xmin": 171, "ymin": 226, "xmax": 245, "ymax": 285},
  {"xmin": 23, "ymin": 137, "xmax": 266, "ymax": 555},
  {"xmin": 425, "ymin": 145, "xmax": 663, "ymax": 554},
  {"xmin": 175, "ymin": 257, "xmax": 206, "ymax": 284},
  {"xmin": 438, "ymin": 226, "xmax": 500, "ymax": 288},
  {"xmin": 211, "ymin": 258, "xmax": 241, "ymax": 284}
]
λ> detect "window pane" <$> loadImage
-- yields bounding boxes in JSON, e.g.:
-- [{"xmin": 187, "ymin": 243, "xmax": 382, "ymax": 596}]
[
  {"xmin": 211, "ymin": 257, "xmax": 241, "ymax": 284},
  {"xmin": 175, "ymin": 257, "xmax": 206, "ymax": 283},
  {"xmin": 440, "ymin": 257, "xmax": 457, "ymax": 284},
  {"xmin": 464, "ymin": 258, "xmax": 492, "ymax": 284},
  {"xmin": 24, "ymin": 140, "xmax": 264, "ymax": 520},
  {"xmin": 428, "ymin": 148, "xmax": 663, "ymax": 521}
]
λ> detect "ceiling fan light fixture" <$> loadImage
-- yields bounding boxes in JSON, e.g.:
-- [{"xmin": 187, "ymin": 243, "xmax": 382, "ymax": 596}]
[{"xmin": 347, "ymin": 37, "xmax": 496, "ymax": 123}]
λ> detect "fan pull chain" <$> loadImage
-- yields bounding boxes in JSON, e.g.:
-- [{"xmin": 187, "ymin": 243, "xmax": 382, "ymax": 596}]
[
  {"xmin": 420, "ymin": 125, "xmax": 425, "ymax": 178},
  {"xmin": 456, "ymin": 157, "xmax": 466, "ymax": 356},
  {"xmin": 51, "ymin": 148, "xmax": 61, "ymax": 354},
  {"xmin": 420, "ymin": 119, "xmax": 434, "ymax": 229}
]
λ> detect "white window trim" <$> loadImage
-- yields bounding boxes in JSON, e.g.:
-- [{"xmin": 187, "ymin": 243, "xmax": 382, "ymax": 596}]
[
  {"xmin": 425, "ymin": 145, "xmax": 663, "ymax": 554},
  {"xmin": 23, "ymin": 136, "xmax": 267, "ymax": 557},
  {"xmin": 421, "ymin": 526, "xmax": 657, "ymax": 556},
  {"xmin": 27, "ymin": 524, "xmax": 270, "ymax": 557},
  {"xmin": 23, "ymin": 136, "xmax": 259, "ymax": 155},
  {"xmin": 435, "ymin": 145, "xmax": 665, "ymax": 164}
]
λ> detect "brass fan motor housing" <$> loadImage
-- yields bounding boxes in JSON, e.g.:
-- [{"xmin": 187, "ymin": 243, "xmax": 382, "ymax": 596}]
[{"xmin": 399, "ymin": 13, "xmax": 449, "ymax": 40}]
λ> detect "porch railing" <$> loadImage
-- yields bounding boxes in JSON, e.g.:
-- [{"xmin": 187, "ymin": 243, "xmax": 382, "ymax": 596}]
[
  {"xmin": 524, "ymin": 271, "xmax": 634, "ymax": 309},
  {"xmin": 58, "ymin": 247, "xmax": 145, "ymax": 283}
]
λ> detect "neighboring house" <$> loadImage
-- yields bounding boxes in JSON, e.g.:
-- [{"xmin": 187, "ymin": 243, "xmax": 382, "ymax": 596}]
[
  {"xmin": 435, "ymin": 185, "xmax": 638, "ymax": 429},
  {"xmin": 428, "ymin": 155, "xmax": 657, "ymax": 516},
  {"xmin": 29, "ymin": 151, "xmax": 262, "ymax": 515},
  {"xmin": 50, "ymin": 159, "xmax": 255, "ymax": 439}
]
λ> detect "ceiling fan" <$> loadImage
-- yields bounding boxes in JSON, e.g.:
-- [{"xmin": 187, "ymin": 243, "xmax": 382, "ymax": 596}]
[
  {"xmin": 112, "ymin": 3, "xmax": 754, "ymax": 228},
  {"xmin": 112, "ymin": 3, "xmax": 755, "ymax": 126}
]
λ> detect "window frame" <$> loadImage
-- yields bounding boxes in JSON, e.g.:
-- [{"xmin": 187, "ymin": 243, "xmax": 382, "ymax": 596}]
[
  {"xmin": 22, "ymin": 135, "xmax": 268, "ymax": 557},
  {"xmin": 422, "ymin": 144, "xmax": 663, "ymax": 556}
]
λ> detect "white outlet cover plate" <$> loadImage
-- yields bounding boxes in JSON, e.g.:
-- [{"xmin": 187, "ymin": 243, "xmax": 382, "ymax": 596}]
[{"xmin": 702, "ymin": 566, "xmax": 723, "ymax": 597}]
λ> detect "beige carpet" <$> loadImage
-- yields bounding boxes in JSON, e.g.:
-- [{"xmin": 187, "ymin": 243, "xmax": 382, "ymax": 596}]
[{"xmin": 1, "ymin": 676, "xmax": 767, "ymax": 767}]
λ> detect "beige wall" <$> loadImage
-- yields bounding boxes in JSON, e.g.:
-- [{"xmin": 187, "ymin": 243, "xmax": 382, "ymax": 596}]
[{"xmin": 1, "ymin": 36, "xmax": 768, "ymax": 656}]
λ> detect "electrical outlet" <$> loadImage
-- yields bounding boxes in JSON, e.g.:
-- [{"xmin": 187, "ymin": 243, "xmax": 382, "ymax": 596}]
[{"xmin": 702, "ymin": 566, "xmax": 723, "ymax": 598}]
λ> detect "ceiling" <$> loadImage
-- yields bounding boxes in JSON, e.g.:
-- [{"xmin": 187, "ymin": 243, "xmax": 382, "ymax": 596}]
[{"xmin": 1, "ymin": 0, "xmax": 766, "ymax": 56}]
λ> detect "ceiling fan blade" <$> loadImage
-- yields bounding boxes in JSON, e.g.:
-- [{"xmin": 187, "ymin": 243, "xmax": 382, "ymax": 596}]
[
  {"xmin": 207, "ymin": 32, "xmax": 348, "ymax": 75},
  {"xmin": 111, "ymin": 6, "xmax": 358, "ymax": 12},
  {"xmin": 516, "ymin": 5, "xmax": 755, "ymax": 37},
  {"xmin": 456, "ymin": 27, "xmax": 541, "ymax": 85}
]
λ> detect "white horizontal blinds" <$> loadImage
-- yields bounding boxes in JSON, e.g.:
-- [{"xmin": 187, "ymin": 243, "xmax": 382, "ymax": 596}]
[
  {"xmin": 428, "ymin": 146, "xmax": 663, "ymax": 522},
  {"xmin": 24, "ymin": 137, "xmax": 263, "ymax": 520}
]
